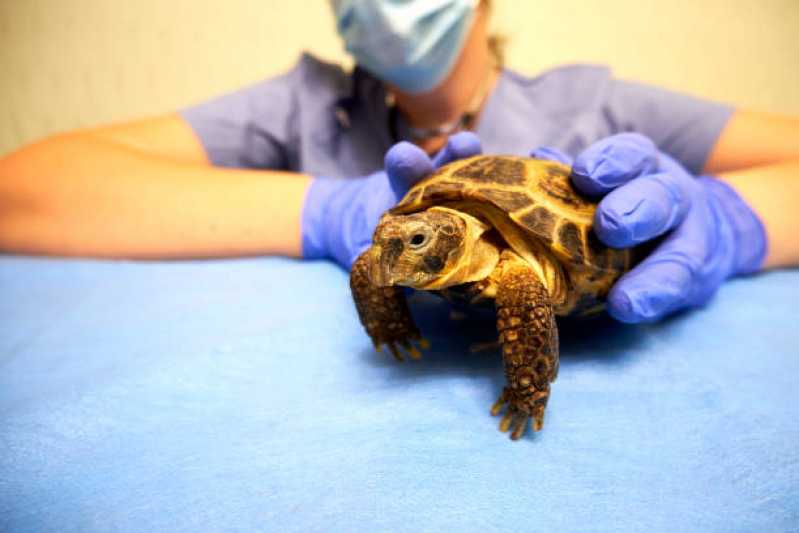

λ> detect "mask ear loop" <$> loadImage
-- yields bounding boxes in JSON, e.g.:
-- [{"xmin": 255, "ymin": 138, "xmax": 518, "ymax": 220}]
[{"xmin": 385, "ymin": 55, "xmax": 499, "ymax": 142}]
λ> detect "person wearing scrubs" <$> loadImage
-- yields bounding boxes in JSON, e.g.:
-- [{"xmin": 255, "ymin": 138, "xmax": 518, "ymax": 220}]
[{"xmin": 0, "ymin": 0, "xmax": 797, "ymax": 323}]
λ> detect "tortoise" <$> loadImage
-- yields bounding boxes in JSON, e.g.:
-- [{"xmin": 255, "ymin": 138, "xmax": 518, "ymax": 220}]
[{"xmin": 350, "ymin": 155, "xmax": 633, "ymax": 440}]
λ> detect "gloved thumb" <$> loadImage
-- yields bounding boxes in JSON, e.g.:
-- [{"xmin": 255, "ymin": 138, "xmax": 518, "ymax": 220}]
[
  {"xmin": 385, "ymin": 141, "xmax": 434, "ymax": 199},
  {"xmin": 530, "ymin": 146, "xmax": 573, "ymax": 165},
  {"xmin": 385, "ymin": 132, "xmax": 483, "ymax": 199},
  {"xmin": 431, "ymin": 131, "xmax": 482, "ymax": 168}
]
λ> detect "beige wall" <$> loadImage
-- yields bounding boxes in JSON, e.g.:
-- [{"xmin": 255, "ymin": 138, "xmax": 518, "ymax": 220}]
[{"xmin": 1, "ymin": 0, "xmax": 798, "ymax": 155}]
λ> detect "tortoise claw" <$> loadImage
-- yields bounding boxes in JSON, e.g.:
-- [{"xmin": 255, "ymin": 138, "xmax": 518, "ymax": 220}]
[
  {"xmin": 510, "ymin": 416, "xmax": 529, "ymax": 440},
  {"xmin": 400, "ymin": 340, "xmax": 422, "ymax": 360},
  {"xmin": 531, "ymin": 407, "xmax": 545, "ymax": 432},
  {"xmin": 498, "ymin": 411, "xmax": 532, "ymax": 440},
  {"xmin": 491, "ymin": 389, "xmax": 538, "ymax": 440},
  {"xmin": 387, "ymin": 343, "xmax": 404, "ymax": 362},
  {"xmin": 377, "ymin": 338, "xmax": 428, "ymax": 362},
  {"xmin": 490, "ymin": 389, "xmax": 509, "ymax": 417},
  {"xmin": 498, "ymin": 412, "xmax": 514, "ymax": 433},
  {"xmin": 490, "ymin": 398, "xmax": 505, "ymax": 417}
]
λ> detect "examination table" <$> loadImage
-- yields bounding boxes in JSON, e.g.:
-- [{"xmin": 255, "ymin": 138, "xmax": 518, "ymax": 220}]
[{"xmin": 1, "ymin": 256, "xmax": 797, "ymax": 531}]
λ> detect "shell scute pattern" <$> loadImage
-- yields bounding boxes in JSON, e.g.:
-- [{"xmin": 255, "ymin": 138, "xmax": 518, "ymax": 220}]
[
  {"xmin": 391, "ymin": 155, "xmax": 631, "ymax": 293},
  {"xmin": 471, "ymin": 187, "xmax": 535, "ymax": 211},
  {"xmin": 452, "ymin": 157, "xmax": 527, "ymax": 185},
  {"xmin": 516, "ymin": 206, "xmax": 556, "ymax": 243},
  {"xmin": 539, "ymin": 164, "xmax": 594, "ymax": 210},
  {"xmin": 556, "ymin": 221, "xmax": 585, "ymax": 264}
]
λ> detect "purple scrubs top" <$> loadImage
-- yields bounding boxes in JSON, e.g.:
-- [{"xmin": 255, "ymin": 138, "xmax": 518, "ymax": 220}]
[{"xmin": 181, "ymin": 53, "xmax": 733, "ymax": 178}]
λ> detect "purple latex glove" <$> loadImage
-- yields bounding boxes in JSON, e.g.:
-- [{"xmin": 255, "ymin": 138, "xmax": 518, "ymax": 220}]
[
  {"xmin": 532, "ymin": 133, "xmax": 767, "ymax": 323},
  {"xmin": 302, "ymin": 132, "xmax": 482, "ymax": 269}
]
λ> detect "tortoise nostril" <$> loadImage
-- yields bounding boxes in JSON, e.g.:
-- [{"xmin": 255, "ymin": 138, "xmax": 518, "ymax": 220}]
[
  {"xmin": 387, "ymin": 238, "xmax": 404, "ymax": 255},
  {"xmin": 423, "ymin": 255, "xmax": 444, "ymax": 273}
]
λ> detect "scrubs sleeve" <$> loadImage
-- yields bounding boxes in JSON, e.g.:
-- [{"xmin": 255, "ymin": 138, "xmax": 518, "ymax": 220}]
[
  {"xmin": 602, "ymin": 79, "xmax": 735, "ymax": 174},
  {"xmin": 179, "ymin": 65, "xmax": 301, "ymax": 170}
]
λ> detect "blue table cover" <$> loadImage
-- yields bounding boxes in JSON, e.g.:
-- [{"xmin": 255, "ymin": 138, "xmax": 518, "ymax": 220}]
[{"xmin": 1, "ymin": 256, "xmax": 797, "ymax": 532}]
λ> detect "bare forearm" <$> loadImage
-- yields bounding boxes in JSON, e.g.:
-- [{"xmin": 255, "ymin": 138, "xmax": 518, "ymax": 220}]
[
  {"xmin": 0, "ymin": 132, "xmax": 311, "ymax": 259},
  {"xmin": 718, "ymin": 160, "xmax": 799, "ymax": 270}
]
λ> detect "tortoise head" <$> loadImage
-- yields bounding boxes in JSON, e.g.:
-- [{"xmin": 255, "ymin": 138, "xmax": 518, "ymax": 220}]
[{"xmin": 368, "ymin": 207, "xmax": 494, "ymax": 289}]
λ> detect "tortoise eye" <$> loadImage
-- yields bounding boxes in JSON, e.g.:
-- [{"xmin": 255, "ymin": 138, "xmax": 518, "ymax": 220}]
[{"xmin": 409, "ymin": 233, "xmax": 427, "ymax": 248}]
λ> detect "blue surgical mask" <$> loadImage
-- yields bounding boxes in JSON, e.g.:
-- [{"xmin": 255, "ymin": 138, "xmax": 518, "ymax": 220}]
[{"xmin": 331, "ymin": 0, "xmax": 478, "ymax": 94}]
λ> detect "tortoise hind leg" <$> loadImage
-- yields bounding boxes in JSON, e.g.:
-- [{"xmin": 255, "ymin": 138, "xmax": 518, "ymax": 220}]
[
  {"xmin": 350, "ymin": 249, "xmax": 427, "ymax": 361},
  {"xmin": 491, "ymin": 255, "xmax": 559, "ymax": 439}
]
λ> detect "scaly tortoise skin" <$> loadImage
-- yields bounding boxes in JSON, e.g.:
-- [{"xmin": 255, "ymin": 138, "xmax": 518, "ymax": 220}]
[{"xmin": 350, "ymin": 155, "xmax": 634, "ymax": 440}]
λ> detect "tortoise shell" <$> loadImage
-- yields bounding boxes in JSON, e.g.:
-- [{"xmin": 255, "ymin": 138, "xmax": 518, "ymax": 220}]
[{"xmin": 389, "ymin": 155, "xmax": 633, "ymax": 313}]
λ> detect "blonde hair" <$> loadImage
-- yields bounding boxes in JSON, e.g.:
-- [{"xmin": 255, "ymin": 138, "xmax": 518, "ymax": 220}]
[{"xmin": 482, "ymin": 0, "xmax": 506, "ymax": 67}]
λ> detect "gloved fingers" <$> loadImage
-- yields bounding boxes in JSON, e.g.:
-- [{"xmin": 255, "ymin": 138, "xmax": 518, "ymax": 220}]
[
  {"xmin": 606, "ymin": 260, "xmax": 694, "ymax": 323},
  {"xmin": 431, "ymin": 131, "xmax": 482, "ymax": 168},
  {"xmin": 529, "ymin": 146, "xmax": 573, "ymax": 165},
  {"xmin": 605, "ymin": 209, "xmax": 712, "ymax": 323},
  {"xmin": 571, "ymin": 133, "xmax": 660, "ymax": 196},
  {"xmin": 385, "ymin": 133, "xmax": 482, "ymax": 200},
  {"xmin": 593, "ymin": 172, "xmax": 693, "ymax": 248},
  {"xmin": 385, "ymin": 141, "xmax": 435, "ymax": 199}
]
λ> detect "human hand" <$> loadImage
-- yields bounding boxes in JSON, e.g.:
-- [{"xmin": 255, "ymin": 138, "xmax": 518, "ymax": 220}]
[
  {"xmin": 302, "ymin": 132, "xmax": 482, "ymax": 269},
  {"xmin": 531, "ymin": 133, "xmax": 767, "ymax": 323}
]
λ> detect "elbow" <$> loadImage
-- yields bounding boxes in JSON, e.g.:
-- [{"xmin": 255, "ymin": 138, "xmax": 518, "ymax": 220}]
[{"xmin": 0, "ymin": 144, "xmax": 52, "ymax": 254}]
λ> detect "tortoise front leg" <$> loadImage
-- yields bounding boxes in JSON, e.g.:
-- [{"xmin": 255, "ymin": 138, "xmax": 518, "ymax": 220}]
[
  {"xmin": 492, "ymin": 259, "xmax": 559, "ymax": 440},
  {"xmin": 350, "ymin": 249, "xmax": 427, "ymax": 361}
]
